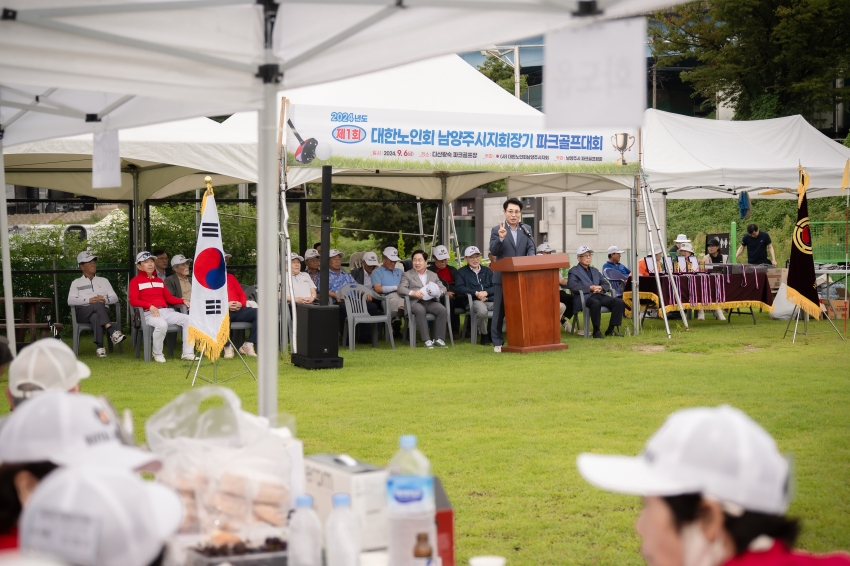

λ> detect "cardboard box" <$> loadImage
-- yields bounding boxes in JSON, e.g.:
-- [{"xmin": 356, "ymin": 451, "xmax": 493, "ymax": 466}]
[
  {"xmin": 825, "ymin": 299, "xmax": 849, "ymax": 320},
  {"xmin": 766, "ymin": 268, "xmax": 788, "ymax": 292},
  {"xmin": 305, "ymin": 454, "xmax": 389, "ymax": 550}
]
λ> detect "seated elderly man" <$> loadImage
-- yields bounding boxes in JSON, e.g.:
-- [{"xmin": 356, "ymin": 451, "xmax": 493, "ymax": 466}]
[
  {"xmin": 455, "ymin": 246, "xmax": 494, "ymax": 345},
  {"xmin": 304, "ymin": 248, "xmax": 321, "ymax": 289},
  {"xmin": 428, "ymin": 245, "xmax": 462, "ymax": 336},
  {"xmin": 351, "ymin": 251, "xmax": 380, "ymax": 287},
  {"xmin": 164, "ymin": 254, "xmax": 192, "ymax": 307},
  {"xmin": 325, "ymin": 249, "xmax": 357, "ymax": 336},
  {"xmin": 372, "ymin": 246, "xmax": 405, "ymax": 336},
  {"xmin": 129, "ymin": 251, "xmax": 193, "ymax": 362},
  {"xmin": 399, "ymin": 249, "xmax": 448, "ymax": 348},
  {"xmin": 152, "ymin": 248, "xmax": 169, "ymax": 280},
  {"xmin": 223, "ymin": 253, "xmax": 258, "ymax": 358},
  {"xmin": 68, "ymin": 251, "xmax": 125, "ymax": 357},
  {"xmin": 567, "ymin": 246, "xmax": 626, "ymax": 338},
  {"xmin": 602, "ymin": 245, "xmax": 630, "ymax": 278}
]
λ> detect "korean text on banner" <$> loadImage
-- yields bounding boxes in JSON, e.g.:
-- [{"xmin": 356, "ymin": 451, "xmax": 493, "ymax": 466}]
[
  {"xmin": 92, "ymin": 130, "xmax": 120, "ymax": 188},
  {"xmin": 544, "ymin": 18, "xmax": 647, "ymax": 129},
  {"xmin": 187, "ymin": 183, "xmax": 230, "ymax": 360}
]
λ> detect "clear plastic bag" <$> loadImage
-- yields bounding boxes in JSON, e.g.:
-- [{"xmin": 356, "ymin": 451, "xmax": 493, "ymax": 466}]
[{"xmin": 146, "ymin": 387, "xmax": 292, "ymax": 538}]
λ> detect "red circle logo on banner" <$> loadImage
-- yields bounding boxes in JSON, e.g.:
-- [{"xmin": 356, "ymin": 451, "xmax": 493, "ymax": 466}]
[{"xmin": 194, "ymin": 248, "xmax": 226, "ymax": 289}]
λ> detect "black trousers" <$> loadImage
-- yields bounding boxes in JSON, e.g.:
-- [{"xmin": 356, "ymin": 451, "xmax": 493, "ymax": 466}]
[
  {"xmin": 490, "ymin": 284, "xmax": 506, "ymax": 346},
  {"xmin": 76, "ymin": 303, "xmax": 115, "ymax": 347},
  {"xmin": 584, "ymin": 294, "xmax": 626, "ymax": 331},
  {"xmin": 559, "ymin": 290, "xmax": 574, "ymax": 320},
  {"xmin": 230, "ymin": 306, "xmax": 258, "ymax": 344}
]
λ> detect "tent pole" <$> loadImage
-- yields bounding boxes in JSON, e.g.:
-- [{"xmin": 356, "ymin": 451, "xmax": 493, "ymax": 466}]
[
  {"xmin": 440, "ymin": 175, "xmax": 448, "ymax": 246},
  {"xmin": 257, "ymin": 65, "xmax": 280, "ymax": 422},
  {"xmin": 416, "ymin": 197, "xmax": 425, "ymax": 250},
  {"xmin": 631, "ymin": 174, "xmax": 639, "ymax": 335},
  {"xmin": 641, "ymin": 181, "xmax": 672, "ymax": 339},
  {"xmin": 280, "ymin": 184, "xmax": 289, "ymax": 354},
  {"xmin": 0, "ymin": 141, "xmax": 17, "ymax": 355},
  {"xmin": 319, "ymin": 166, "xmax": 332, "ymax": 304}
]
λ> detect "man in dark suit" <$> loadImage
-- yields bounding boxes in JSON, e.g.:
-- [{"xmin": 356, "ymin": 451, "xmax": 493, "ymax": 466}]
[
  {"xmin": 567, "ymin": 246, "xmax": 625, "ymax": 338},
  {"xmin": 488, "ymin": 197, "xmax": 536, "ymax": 352}
]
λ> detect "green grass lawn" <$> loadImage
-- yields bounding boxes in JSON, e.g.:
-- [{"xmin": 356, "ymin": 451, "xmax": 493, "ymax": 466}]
[{"xmin": 3, "ymin": 313, "xmax": 848, "ymax": 565}]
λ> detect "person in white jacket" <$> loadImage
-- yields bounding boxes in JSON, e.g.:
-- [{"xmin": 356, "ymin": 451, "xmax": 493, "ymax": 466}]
[{"xmin": 68, "ymin": 251, "xmax": 125, "ymax": 357}]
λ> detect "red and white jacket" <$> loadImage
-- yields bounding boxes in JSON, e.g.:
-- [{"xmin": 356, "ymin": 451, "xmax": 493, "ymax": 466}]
[{"xmin": 129, "ymin": 272, "xmax": 184, "ymax": 310}]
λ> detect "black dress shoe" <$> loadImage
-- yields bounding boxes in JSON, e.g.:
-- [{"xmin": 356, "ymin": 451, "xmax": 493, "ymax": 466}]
[
  {"xmin": 480, "ymin": 334, "xmax": 491, "ymax": 345},
  {"xmin": 592, "ymin": 330, "xmax": 604, "ymax": 339}
]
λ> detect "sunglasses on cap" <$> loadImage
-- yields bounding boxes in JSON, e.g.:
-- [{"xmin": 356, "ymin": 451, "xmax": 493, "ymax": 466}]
[{"xmin": 137, "ymin": 252, "xmax": 153, "ymax": 262}]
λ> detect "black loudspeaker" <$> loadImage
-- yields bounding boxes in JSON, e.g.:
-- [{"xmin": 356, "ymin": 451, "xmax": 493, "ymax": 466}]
[{"xmin": 291, "ymin": 304, "xmax": 344, "ymax": 369}]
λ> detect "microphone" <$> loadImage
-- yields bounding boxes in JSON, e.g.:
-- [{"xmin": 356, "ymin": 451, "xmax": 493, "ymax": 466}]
[{"xmin": 519, "ymin": 223, "xmax": 532, "ymax": 239}]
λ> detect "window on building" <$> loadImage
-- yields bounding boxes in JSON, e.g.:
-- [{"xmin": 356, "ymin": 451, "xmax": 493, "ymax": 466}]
[{"xmin": 577, "ymin": 210, "xmax": 597, "ymax": 234}]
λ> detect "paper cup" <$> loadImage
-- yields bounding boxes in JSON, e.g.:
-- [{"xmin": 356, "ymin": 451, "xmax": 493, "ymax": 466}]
[{"xmin": 469, "ymin": 557, "xmax": 506, "ymax": 566}]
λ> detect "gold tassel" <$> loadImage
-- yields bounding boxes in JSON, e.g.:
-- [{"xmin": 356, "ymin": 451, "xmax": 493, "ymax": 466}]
[
  {"xmin": 188, "ymin": 311, "xmax": 231, "ymax": 362},
  {"xmin": 201, "ymin": 176, "xmax": 214, "ymax": 216},
  {"xmin": 785, "ymin": 286, "xmax": 822, "ymax": 320},
  {"xmin": 796, "ymin": 165, "xmax": 810, "ymax": 208},
  {"xmin": 842, "ymin": 159, "xmax": 849, "ymax": 196}
]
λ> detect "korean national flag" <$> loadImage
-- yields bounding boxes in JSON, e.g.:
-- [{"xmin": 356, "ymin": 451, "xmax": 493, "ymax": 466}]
[{"xmin": 187, "ymin": 188, "xmax": 229, "ymax": 360}]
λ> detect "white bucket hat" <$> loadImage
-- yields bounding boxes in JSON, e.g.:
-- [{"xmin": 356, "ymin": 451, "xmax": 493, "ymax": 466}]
[
  {"xmin": 674, "ymin": 234, "xmax": 691, "ymax": 243},
  {"xmin": 20, "ymin": 466, "xmax": 182, "ymax": 566},
  {"xmin": 577, "ymin": 405, "xmax": 791, "ymax": 515},
  {"xmin": 0, "ymin": 391, "xmax": 162, "ymax": 472}
]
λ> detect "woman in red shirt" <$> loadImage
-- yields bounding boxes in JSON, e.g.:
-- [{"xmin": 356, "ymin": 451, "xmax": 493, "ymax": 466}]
[
  {"xmin": 577, "ymin": 406, "xmax": 850, "ymax": 566},
  {"xmin": 129, "ymin": 251, "xmax": 193, "ymax": 362}
]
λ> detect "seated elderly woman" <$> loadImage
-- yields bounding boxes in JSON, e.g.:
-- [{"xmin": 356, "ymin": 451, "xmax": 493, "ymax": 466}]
[
  {"xmin": 398, "ymin": 249, "xmax": 448, "ymax": 348},
  {"xmin": 578, "ymin": 405, "xmax": 850, "ymax": 566},
  {"xmin": 285, "ymin": 252, "xmax": 316, "ymax": 305}
]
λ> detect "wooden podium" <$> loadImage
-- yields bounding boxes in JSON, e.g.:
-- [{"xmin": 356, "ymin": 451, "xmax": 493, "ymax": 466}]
[{"xmin": 491, "ymin": 255, "xmax": 569, "ymax": 353}]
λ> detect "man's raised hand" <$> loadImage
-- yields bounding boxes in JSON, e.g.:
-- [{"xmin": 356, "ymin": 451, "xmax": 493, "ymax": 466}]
[{"xmin": 498, "ymin": 221, "xmax": 507, "ymax": 238}]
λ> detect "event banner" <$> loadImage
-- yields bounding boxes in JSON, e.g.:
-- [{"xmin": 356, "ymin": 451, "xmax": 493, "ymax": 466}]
[{"xmin": 285, "ymin": 105, "xmax": 639, "ymax": 174}]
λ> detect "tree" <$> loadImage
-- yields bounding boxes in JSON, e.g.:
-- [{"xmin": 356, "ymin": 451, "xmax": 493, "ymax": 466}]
[
  {"xmin": 478, "ymin": 56, "xmax": 528, "ymax": 97},
  {"xmin": 651, "ymin": 0, "xmax": 850, "ymax": 122}
]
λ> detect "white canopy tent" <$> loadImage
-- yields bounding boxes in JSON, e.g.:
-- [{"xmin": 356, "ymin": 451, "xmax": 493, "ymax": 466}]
[
  {"xmin": 1, "ymin": 0, "xmax": 673, "ymax": 420},
  {"xmin": 642, "ymin": 109, "xmax": 850, "ymax": 198}
]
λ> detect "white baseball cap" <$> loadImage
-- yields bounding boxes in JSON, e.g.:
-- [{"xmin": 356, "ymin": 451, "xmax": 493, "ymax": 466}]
[
  {"xmin": 576, "ymin": 246, "xmax": 593, "ymax": 256},
  {"xmin": 679, "ymin": 242, "xmax": 695, "ymax": 253},
  {"xmin": 464, "ymin": 246, "xmax": 482, "ymax": 257},
  {"xmin": 363, "ymin": 251, "xmax": 380, "ymax": 266},
  {"xmin": 0, "ymin": 391, "xmax": 162, "ymax": 471},
  {"xmin": 20, "ymin": 466, "xmax": 182, "ymax": 566},
  {"xmin": 9, "ymin": 338, "xmax": 90, "ymax": 399},
  {"xmin": 577, "ymin": 405, "xmax": 791, "ymax": 515},
  {"xmin": 135, "ymin": 251, "xmax": 153, "ymax": 263},
  {"xmin": 170, "ymin": 254, "xmax": 191, "ymax": 267},
  {"xmin": 383, "ymin": 246, "xmax": 401, "ymax": 261},
  {"xmin": 77, "ymin": 251, "xmax": 97, "ymax": 264},
  {"xmin": 607, "ymin": 245, "xmax": 625, "ymax": 255},
  {"xmin": 674, "ymin": 233, "xmax": 691, "ymax": 243},
  {"xmin": 537, "ymin": 243, "xmax": 554, "ymax": 253},
  {"xmin": 289, "ymin": 252, "xmax": 304, "ymax": 262},
  {"xmin": 432, "ymin": 245, "xmax": 449, "ymax": 260},
  {"xmin": 304, "ymin": 248, "xmax": 320, "ymax": 259},
  {"xmin": 328, "ymin": 248, "xmax": 344, "ymax": 258}
]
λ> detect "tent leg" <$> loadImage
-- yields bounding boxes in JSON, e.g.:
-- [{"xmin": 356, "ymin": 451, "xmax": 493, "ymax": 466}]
[
  {"xmin": 641, "ymin": 180, "xmax": 672, "ymax": 339},
  {"xmin": 416, "ymin": 198, "xmax": 425, "ymax": 250},
  {"xmin": 0, "ymin": 142, "xmax": 17, "ymax": 355},
  {"xmin": 631, "ymin": 174, "xmax": 639, "ymax": 336},
  {"xmin": 440, "ymin": 175, "xmax": 448, "ymax": 246},
  {"xmin": 257, "ymin": 75, "xmax": 279, "ymax": 423}
]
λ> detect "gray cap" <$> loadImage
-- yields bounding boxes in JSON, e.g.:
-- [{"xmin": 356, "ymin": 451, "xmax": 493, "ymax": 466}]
[
  {"xmin": 328, "ymin": 249, "xmax": 344, "ymax": 258},
  {"xmin": 304, "ymin": 249, "xmax": 320, "ymax": 259},
  {"xmin": 289, "ymin": 252, "xmax": 304, "ymax": 262},
  {"xmin": 170, "ymin": 254, "xmax": 191, "ymax": 267}
]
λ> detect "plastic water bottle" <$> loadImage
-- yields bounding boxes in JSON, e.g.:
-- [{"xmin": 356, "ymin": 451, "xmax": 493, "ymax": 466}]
[
  {"xmin": 289, "ymin": 495, "xmax": 322, "ymax": 566},
  {"xmin": 325, "ymin": 493, "xmax": 362, "ymax": 566},
  {"xmin": 387, "ymin": 435, "xmax": 436, "ymax": 566}
]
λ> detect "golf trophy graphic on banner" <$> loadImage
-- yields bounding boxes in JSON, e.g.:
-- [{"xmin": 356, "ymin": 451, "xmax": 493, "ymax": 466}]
[{"xmin": 611, "ymin": 133, "xmax": 636, "ymax": 165}]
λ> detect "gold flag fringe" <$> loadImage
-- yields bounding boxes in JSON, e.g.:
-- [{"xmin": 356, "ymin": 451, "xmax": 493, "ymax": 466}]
[
  {"xmin": 188, "ymin": 311, "xmax": 230, "ymax": 362},
  {"xmin": 841, "ymin": 159, "xmax": 849, "ymax": 196},
  {"xmin": 785, "ymin": 286, "xmax": 822, "ymax": 320},
  {"xmin": 623, "ymin": 292, "xmax": 772, "ymax": 313}
]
